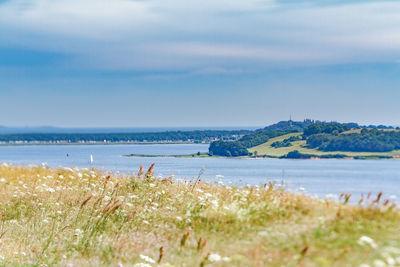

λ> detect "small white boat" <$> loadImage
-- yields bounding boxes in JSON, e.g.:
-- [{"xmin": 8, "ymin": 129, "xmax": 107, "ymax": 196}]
[{"xmin": 90, "ymin": 154, "xmax": 94, "ymax": 164}]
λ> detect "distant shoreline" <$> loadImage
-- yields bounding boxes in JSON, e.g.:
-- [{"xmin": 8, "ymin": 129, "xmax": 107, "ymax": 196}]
[
  {"xmin": 124, "ymin": 153, "xmax": 400, "ymax": 160},
  {"xmin": 0, "ymin": 141, "xmax": 206, "ymax": 146}
]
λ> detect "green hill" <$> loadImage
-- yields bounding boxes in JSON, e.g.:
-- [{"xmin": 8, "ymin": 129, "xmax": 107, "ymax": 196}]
[{"xmin": 248, "ymin": 131, "xmax": 400, "ymax": 159}]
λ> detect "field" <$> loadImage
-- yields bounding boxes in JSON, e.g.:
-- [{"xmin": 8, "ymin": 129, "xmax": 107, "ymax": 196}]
[
  {"xmin": 0, "ymin": 164, "xmax": 399, "ymax": 266},
  {"xmin": 248, "ymin": 132, "xmax": 400, "ymax": 159}
]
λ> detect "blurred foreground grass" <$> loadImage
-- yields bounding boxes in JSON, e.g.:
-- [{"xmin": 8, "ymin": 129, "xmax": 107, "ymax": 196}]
[{"xmin": 0, "ymin": 164, "xmax": 399, "ymax": 266}]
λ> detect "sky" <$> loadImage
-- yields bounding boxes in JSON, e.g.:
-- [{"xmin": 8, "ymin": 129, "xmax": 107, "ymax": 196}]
[{"xmin": 1, "ymin": 0, "xmax": 400, "ymax": 127}]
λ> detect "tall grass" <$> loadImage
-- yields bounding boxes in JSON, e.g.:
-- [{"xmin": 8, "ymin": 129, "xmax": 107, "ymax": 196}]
[{"xmin": 0, "ymin": 163, "xmax": 399, "ymax": 266}]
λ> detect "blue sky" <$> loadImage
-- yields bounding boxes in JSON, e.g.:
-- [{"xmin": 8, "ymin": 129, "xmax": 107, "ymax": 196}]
[{"xmin": 1, "ymin": 0, "xmax": 400, "ymax": 127}]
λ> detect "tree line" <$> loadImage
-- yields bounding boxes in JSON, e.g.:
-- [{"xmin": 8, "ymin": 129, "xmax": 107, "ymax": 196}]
[{"xmin": 0, "ymin": 130, "xmax": 252, "ymax": 143}]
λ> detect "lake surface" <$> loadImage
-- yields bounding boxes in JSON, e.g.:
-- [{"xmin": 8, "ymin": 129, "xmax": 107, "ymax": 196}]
[{"xmin": 0, "ymin": 144, "xmax": 399, "ymax": 202}]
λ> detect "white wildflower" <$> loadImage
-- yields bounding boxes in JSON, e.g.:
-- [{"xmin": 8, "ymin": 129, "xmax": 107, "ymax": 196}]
[
  {"xmin": 133, "ymin": 264, "xmax": 152, "ymax": 267},
  {"xmin": 46, "ymin": 187, "xmax": 55, "ymax": 193},
  {"xmin": 104, "ymin": 196, "xmax": 111, "ymax": 201},
  {"xmin": 204, "ymin": 193, "xmax": 212, "ymax": 198},
  {"xmin": 385, "ymin": 257, "xmax": 395, "ymax": 265},
  {"xmin": 0, "ymin": 178, "xmax": 6, "ymax": 183},
  {"xmin": 210, "ymin": 199, "xmax": 219, "ymax": 208},
  {"xmin": 139, "ymin": 254, "xmax": 155, "ymax": 264},
  {"xmin": 373, "ymin": 260, "xmax": 386, "ymax": 267},
  {"xmin": 176, "ymin": 216, "xmax": 183, "ymax": 221},
  {"xmin": 358, "ymin": 236, "xmax": 378, "ymax": 249},
  {"xmin": 208, "ymin": 253, "xmax": 222, "ymax": 262},
  {"xmin": 149, "ymin": 183, "xmax": 155, "ymax": 188},
  {"xmin": 42, "ymin": 219, "xmax": 49, "ymax": 223},
  {"xmin": 75, "ymin": 229, "xmax": 83, "ymax": 236},
  {"xmin": 359, "ymin": 264, "xmax": 371, "ymax": 267},
  {"xmin": 223, "ymin": 257, "xmax": 231, "ymax": 262},
  {"xmin": 258, "ymin": 231, "xmax": 268, "ymax": 236},
  {"xmin": 57, "ymin": 210, "xmax": 62, "ymax": 215}
]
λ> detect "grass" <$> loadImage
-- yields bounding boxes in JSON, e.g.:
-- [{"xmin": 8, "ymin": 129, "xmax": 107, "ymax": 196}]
[
  {"xmin": 0, "ymin": 164, "xmax": 399, "ymax": 266},
  {"xmin": 248, "ymin": 132, "xmax": 400, "ymax": 159}
]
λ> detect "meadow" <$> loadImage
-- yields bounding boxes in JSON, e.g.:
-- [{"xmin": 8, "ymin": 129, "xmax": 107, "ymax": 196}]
[
  {"xmin": 0, "ymin": 164, "xmax": 399, "ymax": 266},
  {"xmin": 248, "ymin": 132, "xmax": 400, "ymax": 159}
]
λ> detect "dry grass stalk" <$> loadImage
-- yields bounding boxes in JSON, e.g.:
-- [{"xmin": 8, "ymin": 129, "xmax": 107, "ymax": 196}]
[
  {"xmin": 197, "ymin": 237, "xmax": 207, "ymax": 252},
  {"xmin": 158, "ymin": 246, "xmax": 164, "ymax": 264},
  {"xmin": 80, "ymin": 194, "xmax": 93, "ymax": 209},
  {"xmin": 137, "ymin": 164, "xmax": 144, "ymax": 177},
  {"xmin": 180, "ymin": 230, "xmax": 190, "ymax": 248},
  {"xmin": 145, "ymin": 163, "xmax": 155, "ymax": 179}
]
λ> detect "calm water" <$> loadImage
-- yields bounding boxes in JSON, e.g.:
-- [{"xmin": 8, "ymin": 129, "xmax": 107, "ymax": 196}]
[{"xmin": 0, "ymin": 144, "xmax": 399, "ymax": 201}]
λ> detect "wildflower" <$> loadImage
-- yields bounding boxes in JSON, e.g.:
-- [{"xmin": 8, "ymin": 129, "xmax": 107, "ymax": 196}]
[
  {"xmin": 373, "ymin": 260, "xmax": 386, "ymax": 267},
  {"xmin": 139, "ymin": 255, "xmax": 155, "ymax": 264},
  {"xmin": 104, "ymin": 196, "xmax": 111, "ymax": 201},
  {"xmin": 358, "ymin": 236, "xmax": 378, "ymax": 249},
  {"xmin": 385, "ymin": 257, "xmax": 395, "ymax": 265},
  {"xmin": 0, "ymin": 178, "xmax": 7, "ymax": 183},
  {"xmin": 208, "ymin": 253, "xmax": 222, "ymax": 262},
  {"xmin": 258, "ymin": 231, "xmax": 268, "ymax": 236},
  {"xmin": 176, "ymin": 216, "xmax": 183, "ymax": 221},
  {"xmin": 133, "ymin": 264, "xmax": 152, "ymax": 267},
  {"xmin": 43, "ymin": 219, "xmax": 49, "ymax": 223},
  {"xmin": 57, "ymin": 210, "xmax": 62, "ymax": 215},
  {"xmin": 210, "ymin": 199, "xmax": 219, "ymax": 208},
  {"xmin": 223, "ymin": 257, "xmax": 231, "ymax": 262},
  {"xmin": 0, "ymin": 255, "xmax": 4, "ymax": 260},
  {"xmin": 46, "ymin": 187, "xmax": 55, "ymax": 193},
  {"xmin": 149, "ymin": 183, "xmax": 155, "ymax": 188},
  {"xmin": 75, "ymin": 229, "xmax": 83, "ymax": 236}
]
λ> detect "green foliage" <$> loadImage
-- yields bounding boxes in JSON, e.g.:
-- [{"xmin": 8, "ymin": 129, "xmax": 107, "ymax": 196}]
[
  {"xmin": 262, "ymin": 119, "xmax": 315, "ymax": 131},
  {"xmin": 208, "ymin": 141, "xmax": 249, "ymax": 157},
  {"xmin": 0, "ymin": 130, "xmax": 253, "ymax": 143},
  {"xmin": 307, "ymin": 129, "xmax": 400, "ymax": 152},
  {"xmin": 283, "ymin": 150, "xmax": 313, "ymax": 159},
  {"xmin": 271, "ymin": 135, "xmax": 302, "ymax": 148},
  {"xmin": 209, "ymin": 130, "xmax": 292, "ymax": 157},
  {"xmin": 303, "ymin": 123, "xmax": 352, "ymax": 136}
]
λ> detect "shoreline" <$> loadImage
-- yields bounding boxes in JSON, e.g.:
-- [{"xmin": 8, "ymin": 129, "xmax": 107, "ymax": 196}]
[
  {"xmin": 0, "ymin": 141, "xmax": 206, "ymax": 146},
  {"xmin": 124, "ymin": 153, "xmax": 400, "ymax": 160}
]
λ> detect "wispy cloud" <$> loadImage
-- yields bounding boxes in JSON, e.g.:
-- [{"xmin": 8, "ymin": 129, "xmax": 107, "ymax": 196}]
[{"xmin": 1, "ymin": 0, "xmax": 400, "ymax": 71}]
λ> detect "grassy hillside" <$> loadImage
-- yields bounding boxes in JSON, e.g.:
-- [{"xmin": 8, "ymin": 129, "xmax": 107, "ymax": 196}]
[
  {"xmin": 0, "ymin": 165, "xmax": 399, "ymax": 266},
  {"xmin": 248, "ymin": 132, "xmax": 400, "ymax": 158}
]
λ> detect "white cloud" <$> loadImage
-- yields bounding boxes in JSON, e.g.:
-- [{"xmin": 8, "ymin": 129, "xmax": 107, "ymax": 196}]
[{"xmin": 1, "ymin": 0, "xmax": 400, "ymax": 70}]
